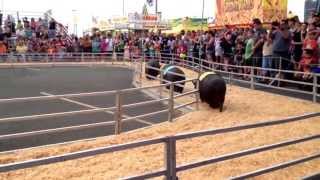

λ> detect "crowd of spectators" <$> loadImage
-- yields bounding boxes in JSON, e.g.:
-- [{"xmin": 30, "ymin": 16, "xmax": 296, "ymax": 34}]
[
  {"xmin": 0, "ymin": 14, "xmax": 69, "ymax": 55},
  {"xmin": 0, "ymin": 12, "xmax": 320, "ymax": 85}
]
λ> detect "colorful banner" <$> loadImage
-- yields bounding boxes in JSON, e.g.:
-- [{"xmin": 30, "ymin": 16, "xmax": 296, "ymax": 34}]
[{"xmin": 214, "ymin": 0, "xmax": 287, "ymax": 26}]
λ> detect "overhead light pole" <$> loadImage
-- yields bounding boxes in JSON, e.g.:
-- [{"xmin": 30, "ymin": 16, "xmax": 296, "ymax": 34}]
[
  {"xmin": 72, "ymin": 9, "xmax": 78, "ymax": 36},
  {"xmin": 155, "ymin": 0, "xmax": 158, "ymax": 14},
  {"xmin": 123, "ymin": 0, "xmax": 125, "ymax": 16},
  {"xmin": 201, "ymin": 0, "xmax": 205, "ymax": 31}
]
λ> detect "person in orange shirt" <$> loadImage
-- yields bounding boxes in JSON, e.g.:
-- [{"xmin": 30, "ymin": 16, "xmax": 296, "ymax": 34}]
[
  {"xmin": 0, "ymin": 41, "xmax": 7, "ymax": 54},
  {"xmin": 0, "ymin": 41, "xmax": 7, "ymax": 62}
]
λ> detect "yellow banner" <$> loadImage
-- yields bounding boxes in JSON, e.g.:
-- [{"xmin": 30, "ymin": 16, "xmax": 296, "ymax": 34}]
[{"xmin": 214, "ymin": 0, "xmax": 287, "ymax": 26}]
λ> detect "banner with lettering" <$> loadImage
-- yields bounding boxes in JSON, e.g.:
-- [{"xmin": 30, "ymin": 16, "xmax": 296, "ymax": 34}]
[{"xmin": 214, "ymin": 0, "xmax": 287, "ymax": 26}]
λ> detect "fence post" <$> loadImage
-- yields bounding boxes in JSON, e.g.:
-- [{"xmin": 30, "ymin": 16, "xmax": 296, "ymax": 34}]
[
  {"xmin": 45, "ymin": 54, "xmax": 49, "ymax": 63},
  {"xmin": 313, "ymin": 74, "xmax": 318, "ymax": 103},
  {"xmin": 81, "ymin": 53, "xmax": 84, "ymax": 62},
  {"xmin": 192, "ymin": 56, "xmax": 195, "ymax": 68},
  {"xmin": 114, "ymin": 90, "xmax": 123, "ymax": 135},
  {"xmin": 168, "ymin": 83, "xmax": 175, "ymax": 122},
  {"xmin": 200, "ymin": 58, "xmax": 203, "ymax": 72},
  {"xmin": 139, "ymin": 56, "xmax": 143, "ymax": 87},
  {"xmin": 159, "ymin": 71, "xmax": 163, "ymax": 98},
  {"xmin": 195, "ymin": 79, "xmax": 200, "ymax": 111},
  {"xmin": 278, "ymin": 57, "xmax": 282, "ymax": 87},
  {"xmin": 250, "ymin": 66, "xmax": 255, "ymax": 90},
  {"xmin": 165, "ymin": 137, "xmax": 177, "ymax": 180},
  {"xmin": 171, "ymin": 53, "xmax": 174, "ymax": 65}
]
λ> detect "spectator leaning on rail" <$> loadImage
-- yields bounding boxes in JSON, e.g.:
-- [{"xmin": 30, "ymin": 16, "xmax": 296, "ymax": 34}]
[
  {"xmin": 252, "ymin": 18, "xmax": 267, "ymax": 78},
  {"xmin": 271, "ymin": 19, "xmax": 292, "ymax": 81}
]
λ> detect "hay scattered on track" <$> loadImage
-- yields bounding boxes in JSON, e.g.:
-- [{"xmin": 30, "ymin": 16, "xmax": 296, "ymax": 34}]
[{"xmin": 0, "ymin": 63, "xmax": 319, "ymax": 180}]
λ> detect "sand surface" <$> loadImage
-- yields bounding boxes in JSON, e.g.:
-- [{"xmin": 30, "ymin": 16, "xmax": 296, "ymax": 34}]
[{"xmin": 0, "ymin": 62, "xmax": 319, "ymax": 180}]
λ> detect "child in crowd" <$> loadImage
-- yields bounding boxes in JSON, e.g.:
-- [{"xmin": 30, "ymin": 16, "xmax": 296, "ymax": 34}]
[
  {"xmin": 296, "ymin": 31, "xmax": 319, "ymax": 80},
  {"xmin": 124, "ymin": 42, "xmax": 130, "ymax": 60}
]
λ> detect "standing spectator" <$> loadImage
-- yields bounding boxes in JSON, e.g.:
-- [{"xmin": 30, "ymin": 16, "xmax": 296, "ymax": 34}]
[
  {"xmin": 31, "ymin": 18, "xmax": 37, "ymax": 31},
  {"xmin": 92, "ymin": 36, "xmax": 101, "ymax": 54},
  {"xmin": 206, "ymin": 31, "xmax": 215, "ymax": 64},
  {"xmin": 244, "ymin": 30, "xmax": 255, "ymax": 77},
  {"xmin": 106, "ymin": 33, "xmax": 113, "ymax": 57},
  {"xmin": 154, "ymin": 38, "xmax": 161, "ymax": 60},
  {"xmin": 262, "ymin": 32, "xmax": 273, "ymax": 79},
  {"xmin": 215, "ymin": 32, "xmax": 223, "ymax": 65},
  {"xmin": 185, "ymin": 36, "xmax": 194, "ymax": 65},
  {"xmin": 16, "ymin": 40, "xmax": 28, "ymax": 62},
  {"xmin": 290, "ymin": 17, "xmax": 303, "ymax": 69},
  {"xmin": 48, "ymin": 19, "xmax": 56, "ymax": 39},
  {"xmin": 296, "ymin": 31, "xmax": 319, "ymax": 81},
  {"xmin": 220, "ymin": 31, "xmax": 233, "ymax": 71},
  {"xmin": 0, "ymin": 41, "xmax": 7, "ymax": 62},
  {"xmin": 252, "ymin": 18, "xmax": 267, "ymax": 76},
  {"xmin": 271, "ymin": 20, "xmax": 292, "ymax": 80},
  {"xmin": 177, "ymin": 40, "xmax": 187, "ymax": 61},
  {"xmin": 82, "ymin": 35, "xmax": 92, "ymax": 53},
  {"xmin": 100, "ymin": 36, "xmax": 108, "ymax": 55},
  {"xmin": 234, "ymin": 36, "xmax": 245, "ymax": 74},
  {"xmin": 124, "ymin": 42, "xmax": 130, "ymax": 60},
  {"xmin": 193, "ymin": 37, "xmax": 200, "ymax": 66},
  {"xmin": 72, "ymin": 37, "xmax": 80, "ymax": 53}
]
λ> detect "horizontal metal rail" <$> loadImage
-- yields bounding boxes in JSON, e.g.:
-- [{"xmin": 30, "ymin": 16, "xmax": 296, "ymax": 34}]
[
  {"xmin": 174, "ymin": 112, "xmax": 320, "ymax": 140},
  {"xmin": 0, "ymin": 90, "xmax": 117, "ymax": 104},
  {"xmin": 302, "ymin": 172, "xmax": 320, "ymax": 180},
  {"xmin": 0, "ymin": 121, "xmax": 116, "ymax": 141},
  {"xmin": 122, "ymin": 109, "xmax": 169, "ymax": 122},
  {"xmin": 230, "ymin": 153, "xmax": 320, "ymax": 180},
  {"xmin": 122, "ymin": 169, "xmax": 167, "ymax": 180},
  {"xmin": 174, "ymin": 101, "xmax": 197, "ymax": 111},
  {"xmin": 0, "ymin": 137, "xmax": 167, "ymax": 173},
  {"xmin": 122, "ymin": 98, "xmax": 169, "ymax": 109},
  {"xmin": 0, "ymin": 106, "xmax": 116, "ymax": 123},
  {"xmin": 254, "ymin": 82, "xmax": 314, "ymax": 95},
  {"xmin": 174, "ymin": 90, "xmax": 198, "ymax": 99},
  {"xmin": 175, "ymin": 134, "xmax": 320, "ymax": 172}
]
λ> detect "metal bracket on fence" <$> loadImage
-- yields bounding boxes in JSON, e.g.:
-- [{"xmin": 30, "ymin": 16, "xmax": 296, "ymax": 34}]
[
  {"xmin": 168, "ymin": 83, "xmax": 175, "ymax": 122},
  {"xmin": 165, "ymin": 137, "xmax": 177, "ymax": 180},
  {"xmin": 313, "ymin": 74, "xmax": 318, "ymax": 103},
  {"xmin": 114, "ymin": 90, "xmax": 123, "ymax": 135},
  {"xmin": 250, "ymin": 67, "xmax": 255, "ymax": 90}
]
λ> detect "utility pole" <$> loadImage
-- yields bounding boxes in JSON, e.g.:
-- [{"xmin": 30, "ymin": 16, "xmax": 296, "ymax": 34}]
[
  {"xmin": 201, "ymin": 0, "xmax": 205, "ymax": 30},
  {"xmin": 72, "ymin": 9, "xmax": 78, "ymax": 36},
  {"xmin": 123, "ymin": 0, "xmax": 125, "ymax": 16},
  {"xmin": 155, "ymin": 0, "xmax": 158, "ymax": 32}
]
